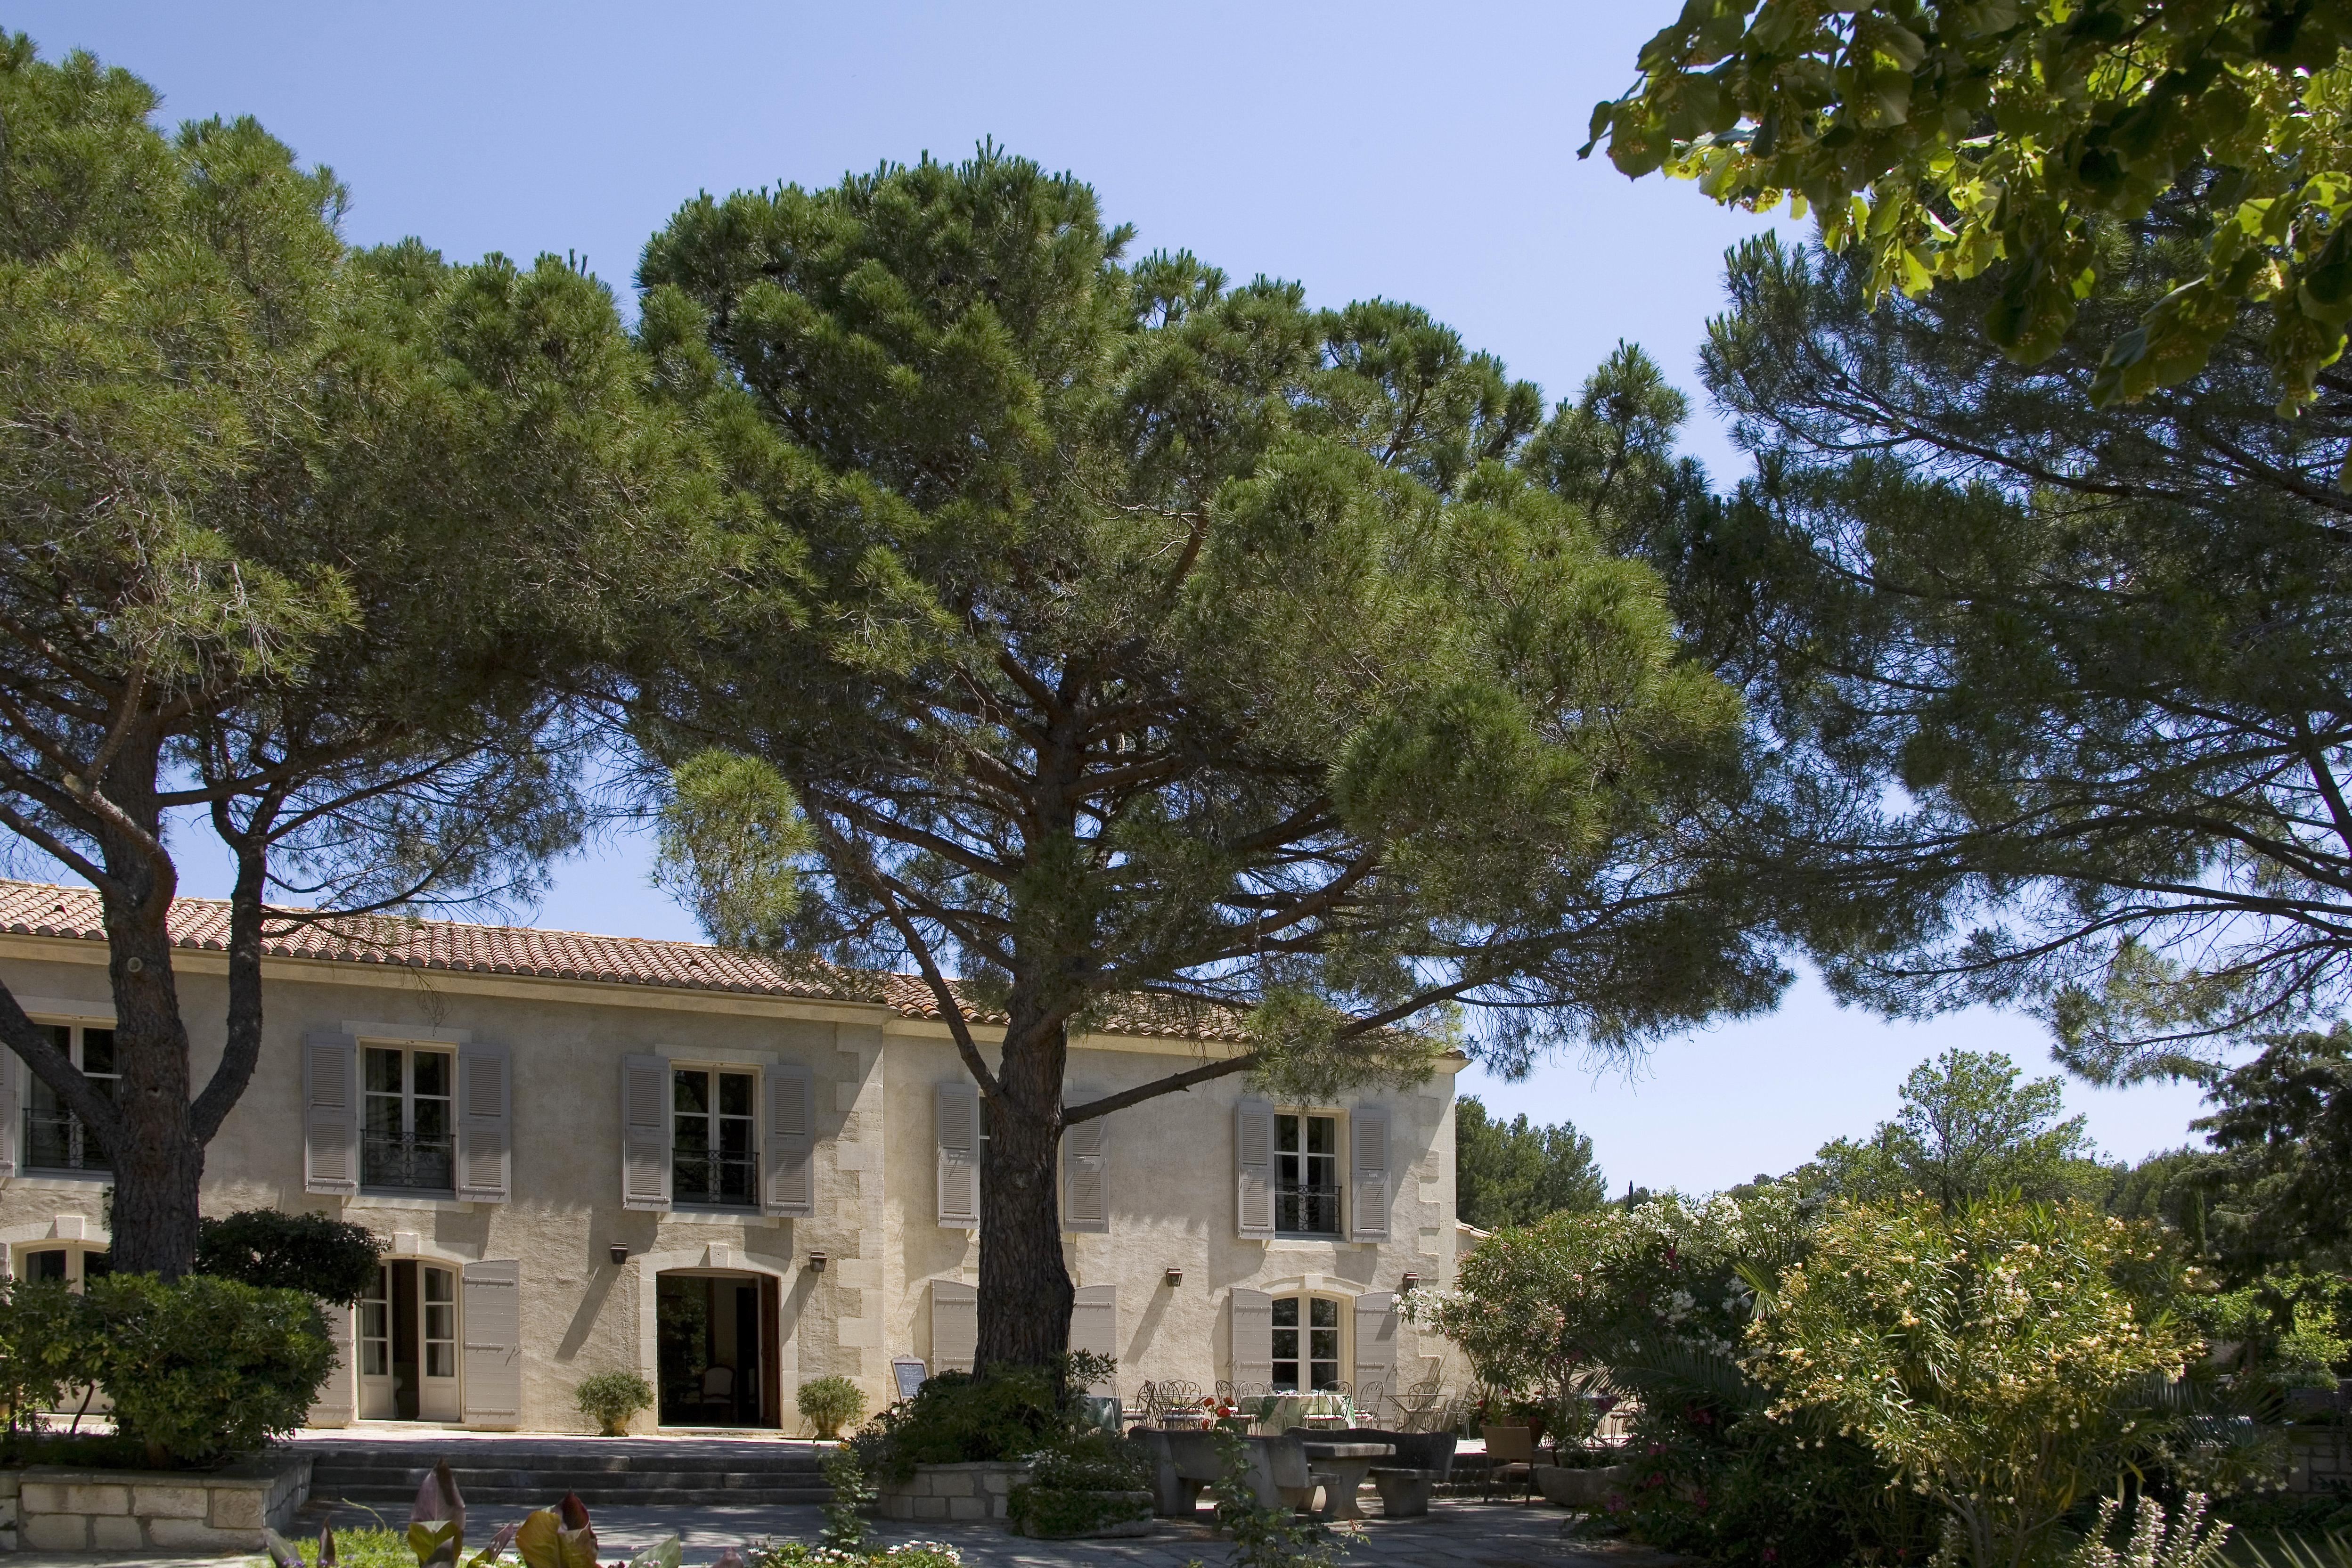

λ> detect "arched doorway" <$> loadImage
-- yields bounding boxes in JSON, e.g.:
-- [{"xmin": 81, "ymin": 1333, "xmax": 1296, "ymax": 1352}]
[
  {"xmin": 655, "ymin": 1269, "xmax": 780, "ymax": 1428},
  {"xmin": 358, "ymin": 1259, "xmax": 461, "ymax": 1421}
]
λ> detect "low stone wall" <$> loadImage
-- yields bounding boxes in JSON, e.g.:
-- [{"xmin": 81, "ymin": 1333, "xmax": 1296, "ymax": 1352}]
[
  {"xmin": 877, "ymin": 1460, "xmax": 1031, "ymax": 1523},
  {"xmin": 2, "ymin": 1453, "xmax": 310, "ymax": 1552},
  {"xmin": 2285, "ymin": 1427, "xmax": 2352, "ymax": 1494}
]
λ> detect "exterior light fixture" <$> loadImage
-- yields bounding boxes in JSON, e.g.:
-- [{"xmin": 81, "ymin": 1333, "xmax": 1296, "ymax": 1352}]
[
  {"xmin": 1400, "ymin": 1271, "xmax": 1421, "ymax": 1292},
  {"xmin": 808, "ymin": 1252, "xmax": 828, "ymax": 1272},
  {"xmin": 608, "ymin": 1243, "xmax": 628, "ymax": 1266},
  {"xmin": 1164, "ymin": 1267, "xmax": 1184, "ymax": 1287}
]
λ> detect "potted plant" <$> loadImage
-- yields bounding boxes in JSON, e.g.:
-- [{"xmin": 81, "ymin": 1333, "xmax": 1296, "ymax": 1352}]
[
  {"xmin": 796, "ymin": 1375, "xmax": 867, "ymax": 1440},
  {"xmin": 574, "ymin": 1371, "xmax": 654, "ymax": 1437}
]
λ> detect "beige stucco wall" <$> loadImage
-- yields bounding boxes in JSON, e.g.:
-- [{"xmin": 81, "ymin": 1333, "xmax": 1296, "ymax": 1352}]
[{"xmin": 0, "ymin": 934, "xmax": 1467, "ymax": 1433}]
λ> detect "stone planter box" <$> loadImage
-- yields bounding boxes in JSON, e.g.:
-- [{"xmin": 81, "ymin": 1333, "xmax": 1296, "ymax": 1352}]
[
  {"xmin": 1532, "ymin": 1462, "xmax": 1634, "ymax": 1509},
  {"xmin": 877, "ymin": 1461, "xmax": 1031, "ymax": 1524},
  {"xmin": 2, "ymin": 1452, "xmax": 310, "ymax": 1552},
  {"xmin": 1009, "ymin": 1489, "xmax": 1155, "ymax": 1540}
]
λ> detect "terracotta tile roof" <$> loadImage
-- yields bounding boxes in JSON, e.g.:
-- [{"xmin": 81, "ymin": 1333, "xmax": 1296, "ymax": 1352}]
[{"xmin": 0, "ymin": 880, "xmax": 1250, "ymax": 1042}]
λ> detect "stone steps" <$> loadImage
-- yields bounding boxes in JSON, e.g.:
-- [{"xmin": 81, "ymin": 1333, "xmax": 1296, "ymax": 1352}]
[{"xmin": 299, "ymin": 1441, "xmax": 835, "ymax": 1511}]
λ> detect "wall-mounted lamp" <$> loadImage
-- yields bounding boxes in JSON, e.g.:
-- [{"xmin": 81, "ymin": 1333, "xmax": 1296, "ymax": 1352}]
[
  {"xmin": 608, "ymin": 1243, "xmax": 629, "ymax": 1266},
  {"xmin": 1399, "ymin": 1271, "xmax": 1421, "ymax": 1292},
  {"xmin": 808, "ymin": 1252, "xmax": 828, "ymax": 1273},
  {"xmin": 1164, "ymin": 1267, "xmax": 1184, "ymax": 1287}
]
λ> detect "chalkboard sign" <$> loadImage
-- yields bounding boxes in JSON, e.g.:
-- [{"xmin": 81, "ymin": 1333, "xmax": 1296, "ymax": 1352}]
[{"xmin": 891, "ymin": 1356, "xmax": 929, "ymax": 1400}]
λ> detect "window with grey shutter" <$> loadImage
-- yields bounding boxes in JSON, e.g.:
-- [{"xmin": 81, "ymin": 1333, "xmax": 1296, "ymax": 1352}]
[
  {"xmin": 936, "ymin": 1081, "xmax": 980, "ymax": 1227},
  {"xmin": 1348, "ymin": 1104, "xmax": 1392, "ymax": 1242},
  {"xmin": 460, "ymin": 1259, "xmax": 522, "ymax": 1428},
  {"xmin": 1352, "ymin": 1290, "xmax": 1398, "ymax": 1416},
  {"xmin": 1069, "ymin": 1284, "xmax": 1117, "ymax": 1390},
  {"xmin": 455, "ymin": 1041, "xmax": 512, "ymax": 1203},
  {"xmin": 931, "ymin": 1279, "xmax": 978, "ymax": 1374},
  {"xmin": 1062, "ymin": 1106, "xmax": 1108, "ymax": 1233},
  {"xmin": 1234, "ymin": 1097, "xmax": 1274, "ymax": 1239},
  {"xmin": 1229, "ymin": 1288, "xmax": 1274, "ymax": 1387},
  {"xmin": 620, "ymin": 1054, "xmax": 671, "ymax": 1211},
  {"xmin": 304, "ymin": 1030, "xmax": 361, "ymax": 1196},
  {"xmin": 306, "ymin": 1303, "xmax": 356, "ymax": 1427},
  {"xmin": 766, "ymin": 1061, "xmax": 815, "ymax": 1217}
]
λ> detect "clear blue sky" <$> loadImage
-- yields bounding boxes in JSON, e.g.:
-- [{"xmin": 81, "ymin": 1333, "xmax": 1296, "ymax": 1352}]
[{"xmin": 12, "ymin": 0, "xmax": 2217, "ymax": 1192}]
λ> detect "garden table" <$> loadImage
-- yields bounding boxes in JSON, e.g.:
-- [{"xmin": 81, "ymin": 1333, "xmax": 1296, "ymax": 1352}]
[{"xmin": 1300, "ymin": 1440, "xmax": 1392, "ymax": 1521}]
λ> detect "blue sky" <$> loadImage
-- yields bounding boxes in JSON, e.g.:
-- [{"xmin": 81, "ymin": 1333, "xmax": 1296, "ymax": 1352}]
[{"xmin": 13, "ymin": 0, "xmax": 2216, "ymax": 1192}]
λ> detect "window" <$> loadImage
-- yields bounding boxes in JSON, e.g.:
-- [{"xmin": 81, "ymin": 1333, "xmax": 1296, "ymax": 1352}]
[
  {"xmin": 24, "ymin": 1024, "xmax": 117, "ymax": 1174},
  {"xmin": 673, "ymin": 1067, "xmax": 757, "ymax": 1208},
  {"xmin": 1274, "ymin": 1112, "xmax": 1341, "ymax": 1235},
  {"xmin": 14, "ymin": 1244, "xmax": 110, "ymax": 1291},
  {"xmin": 1271, "ymin": 1295, "xmax": 1342, "ymax": 1391},
  {"xmin": 359, "ymin": 1267, "xmax": 391, "ymax": 1377},
  {"xmin": 423, "ymin": 1266, "xmax": 456, "ymax": 1378},
  {"xmin": 364, "ymin": 1046, "xmax": 454, "ymax": 1192}
]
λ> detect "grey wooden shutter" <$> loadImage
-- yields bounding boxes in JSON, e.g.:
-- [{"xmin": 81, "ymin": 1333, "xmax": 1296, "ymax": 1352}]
[
  {"xmin": 0, "ymin": 1047, "xmax": 16, "ymax": 1178},
  {"xmin": 935, "ymin": 1081, "xmax": 980, "ymax": 1227},
  {"xmin": 306, "ymin": 1303, "xmax": 356, "ymax": 1427},
  {"xmin": 1069, "ymin": 1284, "xmax": 1117, "ymax": 1390},
  {"xmin": 455, "ymin": 1041, "xmax": 512, "ymax": 1203},
  {"xmin": 1352, "ymin": 1290, "xmax": 1398, "ymax": 1410},
  {"xmin": 1229, "ymin": 1288, "xmax": 1274, "ymax": 1387},
  {"xmin": 460, "ymin": 1259, "xmax": 523, "ymax": 1428},
  {"xmin": 303, "ymin": 1030, "xmax": 361, "ymax": 1196},
  {"xmin": 620, "ymin": 1054, "xmax": 671, "ymax": 1211},
  {"xmin": 1348, "ymin": 1104, "xmax": 1392, "ymax": 1242},
  {"xmin": 1062, "ymin": 1109, "xmax": 1108, "ymax": 1233},
  {"xmin": 1235, "ymin": 1097, "xmax": 1274, "ymax": 1238},
  {"xmin": 931, "ymin": 1279, "xmax": 978, "ymax": 1374},
  {"xmin": 765, "ymin": 1061, "xmax": 815, "ymax": 1217}
]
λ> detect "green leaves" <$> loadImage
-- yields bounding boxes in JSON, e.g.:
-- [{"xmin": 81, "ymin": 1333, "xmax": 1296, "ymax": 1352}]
[{"xmin": 653, "ymin": 751, "xmax": 812, "ymax": 951}]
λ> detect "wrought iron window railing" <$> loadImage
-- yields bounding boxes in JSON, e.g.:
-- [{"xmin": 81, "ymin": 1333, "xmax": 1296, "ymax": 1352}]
[
  {"xmin": 23, "ymin": 1109, "xmax": 108, "ymax": 1173},
  {"xmin": 1275, "ymin": 1182, "xmax": 1342, "ymax": 1237},
  {"xmin": 363, "ymin": 1130, "xmax": 456, "ymax": 1192},
  {"xmin": 673, "ymin": 1149, "xmax": 760, "ymax": 1209}
]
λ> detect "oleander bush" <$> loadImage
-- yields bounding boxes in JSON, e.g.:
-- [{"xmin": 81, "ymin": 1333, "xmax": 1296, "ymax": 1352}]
[
  {"xmin": 81, "ymin": 1273, "xmax": 333, "ymax": 1466},
  {"xmin": 574, "ymin": 1370, "xmax": 655, "ymax": 1436},
  {"xmin": 0, "ymin": 1277, "xmax": 96, "ymax": 1448}
]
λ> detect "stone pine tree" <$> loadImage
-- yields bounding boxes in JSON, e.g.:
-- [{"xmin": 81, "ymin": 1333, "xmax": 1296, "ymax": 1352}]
[
  {"xmin": 0, "ymin": 37, "xmax": 709, "ymax": 1275},
  {"xmin": 1674, "ymin": 214, "xmax": 2352, "ymax": 1076},
  {"xmin": 631, "ymin": 148, "xmax": 1791, "ymax": 1369}
]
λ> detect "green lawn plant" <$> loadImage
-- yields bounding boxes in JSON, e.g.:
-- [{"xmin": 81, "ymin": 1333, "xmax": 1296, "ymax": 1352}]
[
  {"xmin": 797, "ymin": 1375, "xmax": 866, "ymax": 1440},
  {"xmin": 573, "ymin": 1371, "xmax": 654, "ymax": 1437},
  {"xmin": 1748, "ymin": 1197, "xmax": 2193, "ymax": 1568}
]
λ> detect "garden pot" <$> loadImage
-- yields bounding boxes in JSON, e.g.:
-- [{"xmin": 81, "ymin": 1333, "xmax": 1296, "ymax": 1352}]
[{"xmin": 1532, "ymin": 1462, "xmax": 1634, "ymax": 1509}]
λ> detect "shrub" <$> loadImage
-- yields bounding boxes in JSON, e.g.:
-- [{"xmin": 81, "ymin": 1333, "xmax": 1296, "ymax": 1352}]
[
  {"xmin": 856, "ymin": 1365, "xmax": 1061, "ymax": 1481},
  {"xmin": 798, "ymin": 1374, "xmax": 866, "ymax": 1439},
  {"xmin": 751, "ymin": 1543, "xmax": 961, "ymax": 1568},
  {"xmin": 195, "ymin": 1209, "xmax": 384, "ymax": 1307},
  {"xmin": 81, "ymin": 1273, "xmax": 334, "ymax": 1466},
  {"xmin": 819, "ymin": 1444, "xmax": 876, "ymax": 1551},
  {"xmin": 1748, "ymin": 1198, "xmax": 2193, "ymax": 1568},
  {"xmin": 1006, "ymin": 1429, "xmax": 1152, "ymax": 1538},
  {"xmin": 0, "ymin": 1278, "xmax": 96, "ymax": 1446},
  {"xmin": 575, "ymin": 1370, "xmax": 654, "ymax": 1436}
]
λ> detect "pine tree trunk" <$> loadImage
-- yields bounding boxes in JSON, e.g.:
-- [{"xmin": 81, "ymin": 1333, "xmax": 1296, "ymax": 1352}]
[
  {"xmin": 974, "ymin": 988, "xmax": 1074, "ymax": 1371},
  {"xmin": 99, "ymin": 889, "xmax": 205, "ymax": 1280}
]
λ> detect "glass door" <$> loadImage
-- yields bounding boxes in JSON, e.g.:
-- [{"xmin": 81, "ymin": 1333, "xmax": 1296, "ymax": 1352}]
[{"xmin": 357, "ymin": 1261, "xmax": 460, "ymax": 1421}]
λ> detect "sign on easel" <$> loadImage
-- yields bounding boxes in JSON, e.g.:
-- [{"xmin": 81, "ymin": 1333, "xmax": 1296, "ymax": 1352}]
[{"xmin": 891, "ymin": 1356, "xmax": 929, "ymax": 1401}]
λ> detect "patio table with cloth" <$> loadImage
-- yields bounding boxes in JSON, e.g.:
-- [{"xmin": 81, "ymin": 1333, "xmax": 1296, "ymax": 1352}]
[
  {"xmin": 1258, "ymin": 1392, "xmax": 1356, "ymax": 1431},
  {"xmin": 1300, "ymin": 1440, "xmax": 1392, "ymax": 1521}
]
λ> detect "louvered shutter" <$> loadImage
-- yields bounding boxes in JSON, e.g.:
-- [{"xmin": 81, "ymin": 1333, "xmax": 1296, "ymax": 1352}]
[
  {"xmin": 1229, "ymin": 1288, "xmax": 1274, "ymax": 1387},
  {"xmin": 303, "ymin": 1030, "xmax": 361, "ymax": 1196},
  {"xmin": 1348, "ymin": 1104, "xmax": 1392, "ymax": 1242},
  {"xmin": 1062, "ymin": 1109, "xmax": 1108, "ymax": 1233},
  {"xmin": 455, "ymin": 1041, "xmax": 512, "ymax": 1203},
  {"xmin": 306, "ymin": 1303, "xmax": 356, "ymax": 1427},
  {"xmin": 931, "ymin": 1280, "xmax": 978, "ymax": 1374},
  {"xmin": 1352, "ymin": 1290, "xmax": 1398, "ymax": 1413},
  {"xmin": 1234, "ymin": 1097, "xmax": 1274, "ymax": 1238},
  {"xmin": 935, "ymin": 1081, "xmax": 980, "ymax": 1227},
  {"xmin": 765, "ymin": 1061, "xmax": 815, "ymax": 1217},
  {"xmin": 0, "ymin": 1046, "xmax": 16, "ymax": 1179},
  {"xmin": 1070, "ymin": 1284, "xmax": 1117, "ymax": 1390},
  {"xmin": 460, "ymin": 1260, "xmax": 523, "ymax": 1428},
  {"xmin": 620, "ymin": 1054, "xmax": 671, "ymax": 1211}
]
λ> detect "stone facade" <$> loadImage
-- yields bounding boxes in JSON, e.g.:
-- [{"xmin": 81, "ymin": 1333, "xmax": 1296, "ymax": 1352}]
[
  {"xmin": 877, "ymin": 1460, "xmax": 1031, "ymax": 1523},
  {"xmin": 7, "ymin": 1454, "xmax": 309, "ymax": 1552},
  {"xmin": 0, "ymin": 882, "xmax": 1470, "ymax": 1434}
]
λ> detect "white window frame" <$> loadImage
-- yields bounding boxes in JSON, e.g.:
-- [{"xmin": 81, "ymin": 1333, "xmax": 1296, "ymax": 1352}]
[
  {"xmin": 670, "ymin": 1062, "xmax": 761, "ymax": 1212},
  {"xmin": 1272, "ymin": 1108, "xmax": 1344, "ymax": 1239},
  {"xmin": 11, "ymin": 1240, "xmax": 111, "ymax": 1291},
  {"xmin": 361, "ymin": 1043, "xmax": 457, "ymax": 1195},
  {"xmin": 1268, "ymin": 1291, "xmax": 1348, "ymax": 1392},
  {"xmin": 20, "ymin": 1021, "xmax": 118, "ymax": 1178}
]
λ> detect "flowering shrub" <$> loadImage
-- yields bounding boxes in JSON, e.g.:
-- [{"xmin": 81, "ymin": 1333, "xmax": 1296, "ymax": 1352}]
[
  {"xmin": 750, "ymin": 1543, "xmax": 962, "ymax": 1568},
  {"xmin": 1748, "ymin": 1198, "xmax": 2193, "ymax": 1568}
]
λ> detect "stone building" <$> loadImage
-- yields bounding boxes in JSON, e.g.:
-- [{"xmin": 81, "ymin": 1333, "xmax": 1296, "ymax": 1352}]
[{"xmin": 0, "ymin": 881, "xmax": 1466, "ymax": 1433}]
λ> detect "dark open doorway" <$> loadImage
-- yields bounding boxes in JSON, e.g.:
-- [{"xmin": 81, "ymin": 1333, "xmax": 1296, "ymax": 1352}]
[{"xmin": 655, "ymin": 1271, "xmax": 779, "ymax": 1427}]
